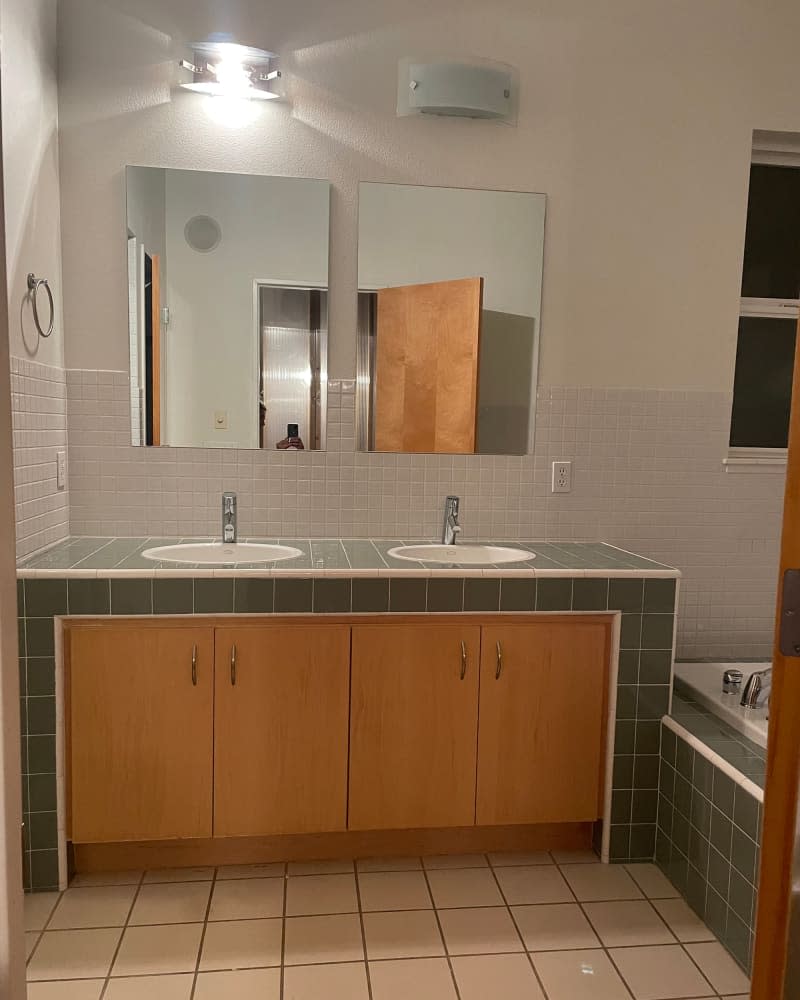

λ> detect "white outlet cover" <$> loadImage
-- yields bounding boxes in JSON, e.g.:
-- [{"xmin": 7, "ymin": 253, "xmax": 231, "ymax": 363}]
[
  {"xmin": 551, "ymin": 460, "xmax": 572, "ymax": 493},
  {"xmin": 56, "ymin": 451, "xmax": 67, "ymax": 490}
]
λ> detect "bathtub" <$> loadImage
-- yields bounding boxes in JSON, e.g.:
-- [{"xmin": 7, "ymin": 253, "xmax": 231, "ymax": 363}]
[{"xmin": 673, "ymin": 661, "xmax": 770, "ymax": 749}]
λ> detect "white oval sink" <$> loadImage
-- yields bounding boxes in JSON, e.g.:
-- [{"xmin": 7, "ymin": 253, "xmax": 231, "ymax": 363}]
[
  {"xmin": 142, "ymin": 542, "xmax": 303, "ymax": 565},
  {"xmin": 388, "ymin": 544, "xmax": 534, "ymax": 565}
]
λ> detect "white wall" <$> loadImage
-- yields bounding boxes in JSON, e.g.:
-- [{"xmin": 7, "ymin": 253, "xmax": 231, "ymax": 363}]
[
  {"xmin": 57, "ymin": 0, "xmax": 800, "ymax": 389},
  {"xmin": 358, "ymin": 182, "xmax": 545, "ymax": 318},
  {"xmin": 162, "ymin": 169, "xmax": 328, "ymax": 448},
  {"xmin": 2, "ymin": 0, "xmax": 63, "ymax": 366}
]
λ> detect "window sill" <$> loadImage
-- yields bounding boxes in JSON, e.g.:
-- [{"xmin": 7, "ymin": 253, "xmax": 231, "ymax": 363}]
[{"xmin": 723, "ymin": 452, "xmax": 787, "ymax": 473}]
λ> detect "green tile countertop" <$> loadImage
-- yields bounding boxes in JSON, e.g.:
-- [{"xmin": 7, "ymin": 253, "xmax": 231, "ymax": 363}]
[{"xmin": 16, "ymin": 537, "xmax": 679, "ymax": 579}]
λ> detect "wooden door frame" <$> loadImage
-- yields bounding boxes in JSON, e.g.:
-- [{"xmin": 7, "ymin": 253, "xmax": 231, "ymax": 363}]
[{"xmin": 751, "ymin": 311, "xmax": 800, "ymax": 998}]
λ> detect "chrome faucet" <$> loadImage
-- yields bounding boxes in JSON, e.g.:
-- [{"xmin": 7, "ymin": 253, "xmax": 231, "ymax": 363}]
[
  {"xmin": 222, "ymin": 492, "xmax": 237, "ymax": 544},
  {"xmin": 442, "ymin": 496, "xmax": 461, "ymax": 545},
  {"xmin": 740, "ymin": 667, "xmax": 772, "ymax": 709}
]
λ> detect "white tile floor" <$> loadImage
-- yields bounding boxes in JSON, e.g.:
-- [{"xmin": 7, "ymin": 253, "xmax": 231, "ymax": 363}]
[{"xmin": 24, "ymin": 853, "xmax": 752, "ymax": 999}]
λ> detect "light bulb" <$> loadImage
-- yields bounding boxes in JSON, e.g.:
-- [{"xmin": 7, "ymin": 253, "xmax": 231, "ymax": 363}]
[{"xmin": 213, "ymin": 58, "xmax": 253, "ymax": 99}]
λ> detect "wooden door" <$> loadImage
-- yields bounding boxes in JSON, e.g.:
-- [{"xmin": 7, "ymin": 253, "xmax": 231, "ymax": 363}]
[
  {"xmin": 69, "ymin": 625, "xmax": 214, "ymax": 843},
  {"xmin": 374, "ymin": 277, "xmax": 483, "ymax": 453},
  {"xmin": 213, "ymin": 626, "xmax": 350, "ymax": 837},
  {"xmin": 476, "ymin": 622, "xmax": 609, "ymax": 826},
  {"xmin": 752, "ymin": 311, "xmax": 800, "ymax": 999},
  {"xmin": 349, "ymin": 624, "xmax": 480, "ymax": 830}
]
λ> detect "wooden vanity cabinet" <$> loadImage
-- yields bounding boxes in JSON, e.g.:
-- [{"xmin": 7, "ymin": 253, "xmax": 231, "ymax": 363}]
[
  {"xmin": 476, "ymin": 622, "xmax": 609, "ymax": 826},
  {"xmin": 213, "ymin": 625, "xmax": 350, "ymax": 837},
  {"xmin": 348, "ymin": 624, "xmax": 481, "ymax": 830},
  {"xmin": 69, "ymin": 624, "xmax": 214, "ymax": 843}
]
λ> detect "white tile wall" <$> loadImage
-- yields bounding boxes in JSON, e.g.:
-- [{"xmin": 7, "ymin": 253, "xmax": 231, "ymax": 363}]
[
  {"xmin": 11, "ymin": 357, "xmax": 69, "ymax": 558},
  {"xmin": 63, "ymin": 371, "xmax": 783, "ymax": 659}
]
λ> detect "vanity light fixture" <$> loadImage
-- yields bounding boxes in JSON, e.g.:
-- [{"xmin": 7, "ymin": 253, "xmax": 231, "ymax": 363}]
[{"xmin": 179, "ymin": 39, "xmax": 281, "ymax": 101}]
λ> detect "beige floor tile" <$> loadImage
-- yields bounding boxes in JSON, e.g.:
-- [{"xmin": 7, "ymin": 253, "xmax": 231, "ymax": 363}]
[
  {"xmin": 369, "ymin": 957, "xmax": 458, "ymax": 999},
  {"xmin": 285, "ymin": 873, "xmax": 358, "ymax": 916},
  {"xmin": 288, "ymin": 859, "xmax": 354, "ymax": 875},
  {"xmin": 533, "ymin": 948, "xmax": 631, "ymax": 999},
  {"xmin": 721, "ymin": 995, "xmax": 750, "ymax": 999},
  {"xmin": 426, "ymin": 868, "xmax": 504, "ymax": 908},
  {"xmin": 685, "ymin": 942, "xmax": 751, "ymax": 995},
  {"xmin": 495, "ymin": 865, "xmax": 573, "ymax": 905},
  {"xmin": 452, "ymin": 954, "xmax": 546, "ymax": 1000},
  {"xmin": 25, "ymin": 930, "xmax": 40, "ymax": 958},
  {"xmin": 216, "ymin": 863, "xmax": 285, "ymax": 880},
  {"xmin": 48, "ymin": 885, "xmax": 137, "ymax": 929},
  {"xmin": 357, "ymin": 856, "xmax": 422, "ymax": 872},
  {"xmin": 359, "ymin": 870, "xmax": 432, "ymax": 911},
  {"xmin": 439, "ymin": 905, "xmax": 523, "ymax": 955},
  {"xmin": 284, "ymin": 962, "xmax": 370, "ymax": 999},
  {"xmin": 130, "ymin": 881, "xmax": 211, "ymax": 925},
  {"xmin": 193, "ymin": 968, "xmax": 281, "ymax": 999},
  {"xmin": 199, "ymin": 917, "xmax": 283, "ymax": 970},
  {"xmin": 560, "ymin": 863, "xmax": 643, "ymax": 901},
  {"xmin": 26, "ymin": 982, "xmax": 105, "ymax": 1000},
  {"xmin": 284, "ymin": 913, "xmax": 365, "ymax": 965},
  {"xmin": 143, "ymin": 867, "xmax": 214, "ymax": 883},
  {"xmin": 111, "ymin": 923, "xmax": 203, "ymax": 976},
  {"xmin": 363, "ymin": 909, "xmax": 444, "ymax": 959},
  {"xmin": 104, "ymin": 974, "xmax": 194, "ymax": 999},
  {"xmin": 513, "ymin": 902, "xmax": 600, "ymax": 950},
  {"xmin": 488, "ymin": 851, "xmax": 553, "ymax": 867},
  {"xmin": 610, "ymin": 944, "xmax": 715, "ymax": 999},
  {"xmin": 651, "ymin": 898, "xmax": 715, "ymax": 942},
  {"xmin": 27, "ymin": 927, "xmax": 121, "ymax": 981},
  {"xmin": 69, "ymin": 871, "xmax": 142, "ymax": 888},
  {"xmin": 208, "ymin": 877, "xmax": 283, "ymax": 921},
  {"xmin": 551, "ymin": 849, "xmax": 599, "ymax": 864},
  {"xmin": 624, "ymin": 864, "xmax": 681, "ymax": 899},
  {"xmin": 583, "ymin": 900, "xmax": 676, "ymax": 946},
  {"xmin": 24, "ymin": 891, "xmax": 61, "ymax": 931},
  {"xmin": 423, "ymin": 853, "xmax": 488, "ymax": 869}
]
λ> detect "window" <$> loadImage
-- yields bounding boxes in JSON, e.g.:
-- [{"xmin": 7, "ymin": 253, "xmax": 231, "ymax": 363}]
[{"xmin": 730, "ymin": 142, "xmax": 800, "ymax": 460}]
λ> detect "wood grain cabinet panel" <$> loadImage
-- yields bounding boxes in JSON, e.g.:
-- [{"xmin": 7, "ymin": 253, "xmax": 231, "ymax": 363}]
[
  {"xmin": 349, "ymin": 624, "xmax": 481, "ymax": 830},
  {"xmin": 476, "ymin": 622, "xmax": 609, "ymax": 826},
  {"xmin": 213, "ymin": 626, "xmax": 351, "ymax": 837},
  {"xmin": 69, "ymin": 625, "xmax": 214, "ymax": 843}
]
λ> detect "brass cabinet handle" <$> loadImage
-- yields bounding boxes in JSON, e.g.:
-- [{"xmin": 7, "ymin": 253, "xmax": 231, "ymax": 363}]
[
  {"xmin": 191, "ymin": 645, "xmax": 197, "ymax": 686},
  {"xmin": 460, "ymin": 641, "xmax": 467, "ymax": 680},
  {"xmin": 231, "ymin": 644, "xmax": 237, "ymax": 686},
  {"xmin": 495, "ymin": 641, "xmax": 503, "ymax": 680}
]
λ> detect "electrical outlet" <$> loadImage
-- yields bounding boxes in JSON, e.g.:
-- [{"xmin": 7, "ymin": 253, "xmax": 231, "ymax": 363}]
[
  {"xmin": 56, "ymin": 451, "xmax": 67, "ymax": 490},
  {"xmin": 214, "ymin": 411, "xmax": 229, "ymax": 430},
  {"xmin": 551, "ymin": 460, "xmax": 572, "ymax": 493}
]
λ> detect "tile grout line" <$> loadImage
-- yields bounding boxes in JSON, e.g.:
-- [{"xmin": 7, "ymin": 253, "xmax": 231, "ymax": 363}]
[
  {"xmin": 420, "ymin": 857, "xmax": 462, "ymax": 999},
  {"xmin": 353, "ymin": 862, "xmax": 375, "ymax": 1000},
  {"xmin": 188, "ymin": 866, "xmax": 218, "ymax": 999},
  {"xmin": 98, "ymin": 869, "xmax": 145, "ymax": 998}
]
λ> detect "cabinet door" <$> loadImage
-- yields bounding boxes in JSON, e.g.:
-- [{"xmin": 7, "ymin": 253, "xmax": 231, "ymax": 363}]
[
  {"xmin": 349, "ymin": 624, "xmax": 480, "ymax": 830},
  {"xmin": 69, "ymin": 625, "xmax": 214, "ymax": 843},
  {"xmin": 477, "ymin": 622, "xmax": 609, "ymax": 826},
  {"xmin": 213, "ymin": 626, "xmax": 350, "ymax": 837}
]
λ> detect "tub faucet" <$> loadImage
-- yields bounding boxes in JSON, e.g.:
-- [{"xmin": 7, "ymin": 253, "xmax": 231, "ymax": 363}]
[
  {"xmin": 442, "ymin": 496, "xmax": 461, "ymax": 545},
  {"xmin": 740, "ymin": 667, "xmax": 772, "ymax": 709},
  {"xmin": 222, "ymin": 492, "xmax": 237, "ymax": 544}
]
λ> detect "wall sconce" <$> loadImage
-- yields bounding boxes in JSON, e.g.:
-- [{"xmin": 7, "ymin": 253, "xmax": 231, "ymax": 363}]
[{"xmin": 179, "ymin": 39, "xmax": 281, "ymax": 101}]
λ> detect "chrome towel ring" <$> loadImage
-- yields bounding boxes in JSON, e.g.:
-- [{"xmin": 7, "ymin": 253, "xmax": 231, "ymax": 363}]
[{"xmin": 27, "ymin": 273, "xmax": 55, "ymax": 339}]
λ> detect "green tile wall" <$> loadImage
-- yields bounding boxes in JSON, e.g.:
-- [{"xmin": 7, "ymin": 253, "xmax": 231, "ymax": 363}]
[{"xmin": 19, "ymin": 573, "xmax": 677, "ymax": 890}]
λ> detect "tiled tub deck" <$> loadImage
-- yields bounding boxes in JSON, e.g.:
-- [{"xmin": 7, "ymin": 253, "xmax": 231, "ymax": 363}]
[{"xmin": 16, "ymin": 538, "xmax": 680, "ymax": 891}]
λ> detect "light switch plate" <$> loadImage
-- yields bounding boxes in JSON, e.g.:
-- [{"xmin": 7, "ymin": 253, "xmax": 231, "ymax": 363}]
[
  {"xmin": 552, "ymin": 460, "xmax": 572, "ymax": 493},
  {"xmin": 56, "ymin": 451, "xmax": 67, "ymax": 490}
]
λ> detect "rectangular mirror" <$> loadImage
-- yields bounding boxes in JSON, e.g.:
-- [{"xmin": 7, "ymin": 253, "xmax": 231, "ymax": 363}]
[
  {"xmin": 126, "ymin": 167, "xmax": 330, "ymax": 449},
  {"xmin": 357, "ymin": 181, "xmax": 546, "ymax": 455}
]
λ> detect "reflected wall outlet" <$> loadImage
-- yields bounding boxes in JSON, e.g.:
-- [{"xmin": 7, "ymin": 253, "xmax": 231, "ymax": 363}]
[
  {"xmin": 551, "ymin": 460, "xmax": 572, "ymax": 493},
  {"xmin": 56, "ymin": 451, "xmax": 67, "ymax": 490}
]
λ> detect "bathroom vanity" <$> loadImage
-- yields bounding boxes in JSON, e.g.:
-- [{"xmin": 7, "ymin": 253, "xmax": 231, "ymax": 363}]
[{"xmin": 18, "ymin": 537, "xmax": 679, "ymax": 889}]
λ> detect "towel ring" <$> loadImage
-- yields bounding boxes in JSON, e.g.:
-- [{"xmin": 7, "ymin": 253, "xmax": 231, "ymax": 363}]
[{"xmin": 27, "ymin": 273, "xmax": 55, "ymax": 339}]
